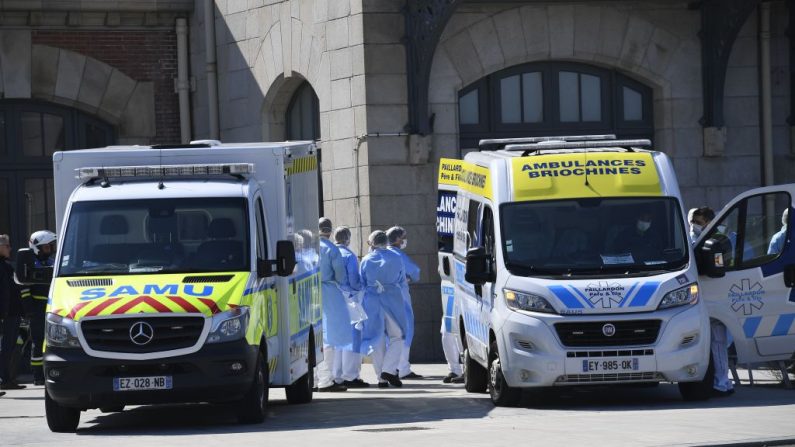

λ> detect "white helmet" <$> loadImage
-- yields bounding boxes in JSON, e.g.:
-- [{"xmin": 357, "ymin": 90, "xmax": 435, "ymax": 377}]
[{"xmin": 29, "ymin": 230, "xmax": 57, "ymax": 256}]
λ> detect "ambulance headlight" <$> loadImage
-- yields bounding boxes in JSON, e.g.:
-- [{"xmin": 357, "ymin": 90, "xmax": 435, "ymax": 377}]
[
  {"xmin": 45, "ymin": 313, "xmax": 81, "ymax": 348},
  {"xmin": 503, "ymin": 289, "xmax": 557, "ymax": 314},
  {"xmin": 206, "ymin": 307, "xmax": 250, "ymax": 344},
  {"xmin": 658, "ymin": 283, "xmax": 699, "ymax": 309}
]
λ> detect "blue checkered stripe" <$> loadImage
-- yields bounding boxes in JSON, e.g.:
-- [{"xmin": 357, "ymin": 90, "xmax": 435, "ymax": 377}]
[
  {"xmin": 742, "ymin": 313, "xmax": 795, "ymax": 338},
  {"xmin": 464, "ymin": 311, "xmax": 489, "ymax": 344},
  {"xmin": 547, "ymin": 282, "xmax": 661, "ymax": 309}
]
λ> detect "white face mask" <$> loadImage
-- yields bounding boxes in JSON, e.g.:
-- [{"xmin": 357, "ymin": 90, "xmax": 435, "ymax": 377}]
[
  {"xmin": 690, "ymin": 224, "xmax": 703, "ymax": 236},
  {"xmin": 717, "ymin": 225, "xmax": 728, "ymax": 234},
  {"xmin": 400, "ymin": 239, "xmax": 407, "ymax": 250},
  {"xmin": 637, "ymin": 220, "xmax": 651, "ymax": 232}
]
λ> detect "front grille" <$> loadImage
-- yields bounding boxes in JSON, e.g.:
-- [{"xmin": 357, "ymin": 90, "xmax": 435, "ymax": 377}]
[
  {"xmin": 555, "ymin": 320, "xmax": 662, "ymax": 347},
  {"xmin": 67, "ymin": 278, "xmax": 113, "ymax": 287},
  {"xmin": 557, "ymin": 372, "xmax": 661, "ymax": 383},
  {"xmin": 81, "ymin": 316, "xmax": 205, "ymax": 353},
  {"xmin": 566, "ymin": 349, "xmax": 654, "ymax": 358}
]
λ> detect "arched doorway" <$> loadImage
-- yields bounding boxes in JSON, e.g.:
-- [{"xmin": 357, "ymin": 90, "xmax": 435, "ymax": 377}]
[
  {"xmin": 285, "ymin": 81, "xmax": 320, "ymax": 141},
  {"xmin": 457, "ymin": 62, "xmax": 654, "ymax": 148},
  {"xmin": 283, "ymin": 81, "xmax": 323, "ymax": 213},
  {"xmin": 0, "ymin": 100, "xmax": 115, "ymax": 250}
]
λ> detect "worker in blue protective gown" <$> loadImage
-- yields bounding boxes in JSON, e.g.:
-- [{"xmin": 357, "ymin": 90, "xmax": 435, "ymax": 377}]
[
  {"xmin": 316, "ymin": 217, "xmax": 352, "ymax": 392},
  {"xmin": 386, "ymin": 226, "xmax": 423, "ymax": 380},
  {"xmin": 360, "ymin": 230, "xmax": 407, "ymax": 388},
  {"xmin": 332, "ymin": 226, "xmax": 369, "ymax": 388}
]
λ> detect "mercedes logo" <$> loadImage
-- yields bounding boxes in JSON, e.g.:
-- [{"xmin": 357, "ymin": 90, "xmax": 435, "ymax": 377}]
[
  {"xmin": 129, "ymin": 321, "xmax": 154, "ymax": 345},
  {"xmin": 602, "ymin": 323, "xmax": 616, "ymax": 337}
]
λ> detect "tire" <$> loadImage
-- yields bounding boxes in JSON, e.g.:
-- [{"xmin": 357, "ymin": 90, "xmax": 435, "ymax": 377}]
[
  {"xmin": 45, "ymin": 389, "xmax": 80, "ymax": 433},
  {"xmin": 489, "ymin": 342, "xmax": 521, "ymax": 407},
  {"xmin": 464, "ymin": 348, "xmax": 488, "ymax": 393},
  {"xmin": 679, "ymin": 350, "xmax": 714, "ymax": 402},
  {"xmin": 236, "ymin": 351, "xmax": 269, "ymax": 424},
  {"xmin": 286, "ymin": 335, "xmax": 315, "ymax": 405}
]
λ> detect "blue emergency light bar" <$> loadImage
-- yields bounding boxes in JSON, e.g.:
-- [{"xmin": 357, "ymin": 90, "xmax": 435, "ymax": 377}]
[{"xmin": 76, "ymin": 163, "xmax": 254, "ymax": 181}]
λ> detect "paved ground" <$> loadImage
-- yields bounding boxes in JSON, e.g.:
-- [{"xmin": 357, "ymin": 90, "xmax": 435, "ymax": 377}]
[{"xmin": 1, "ymin": 364, "xmax": 794, "ymax": 447}]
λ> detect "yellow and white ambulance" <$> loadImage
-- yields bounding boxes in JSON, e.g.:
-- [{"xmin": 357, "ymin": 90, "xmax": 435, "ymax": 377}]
[
  {"xmin": 16, "ymin": 141, "xmax": 323, "ymax": 431},
  {"xmin": 438, "ymin": 135, "xmax": 713, "ymax": 406}
]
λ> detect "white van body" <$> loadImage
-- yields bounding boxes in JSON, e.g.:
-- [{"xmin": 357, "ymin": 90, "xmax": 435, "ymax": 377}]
[
  {"xmin": 43, "ymin": 141, "xmax": 322, "ymax": 429},
  {"xmin": 694, "ymin": 184, "xmax": 795, "ymax": 368},
  {"xmin": 438, "ymin": 137, "xmax": 712, "ymax": 405}
]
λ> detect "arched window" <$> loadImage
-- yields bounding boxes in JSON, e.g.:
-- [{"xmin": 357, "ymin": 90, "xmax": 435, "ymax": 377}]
[
  {"xmin": 458, "ymin": 63, "xmax": 653, "ymax": 148},
  {"xmin": 0, "ymin": 101, "xmax": 115, "ymax": 249},
  {"xmin": 285, "ymin": 81, "xmax": 320, "ymax": 141}
]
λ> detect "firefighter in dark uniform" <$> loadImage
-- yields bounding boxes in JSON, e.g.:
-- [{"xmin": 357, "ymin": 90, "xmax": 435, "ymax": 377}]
[{"xmin": 20, "ymin": 230, "xmax": 56, "ymax": 386}]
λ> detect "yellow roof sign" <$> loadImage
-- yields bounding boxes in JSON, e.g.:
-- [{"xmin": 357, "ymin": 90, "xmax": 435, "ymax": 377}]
[
  {"xmin": 511, "ymin": 152, "xmax": 662, "ymax": 201},
  {"xmin": 438, "ymin": 158, "xmax": 493, "ymax": 200}
]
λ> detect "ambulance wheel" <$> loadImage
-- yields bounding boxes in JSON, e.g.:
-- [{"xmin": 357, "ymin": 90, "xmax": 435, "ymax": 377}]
[
  {"xmin": 464, "ymin": 348, "xmax": 487, "ymax": 393},
  {"xmin": 678, "ymin": 352, "xmax": 714, "ymax": 402},
  {"xmin": 45, "ymin": 389, "xmax": 80, "ymax": 433},
  {"xmin": 286, "ymin": 335, "xmax": 315, "ymax": 405},
  {"xmin": 489, "ymin": 342, "xmax": 521, "ymax": 407},
  {"xmin": 236, "ymin": 351, "xmax": 269, "ymax": 424}
]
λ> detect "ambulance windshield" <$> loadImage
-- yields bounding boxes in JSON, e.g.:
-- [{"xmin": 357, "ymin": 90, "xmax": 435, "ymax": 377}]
[
  {"xmin": 501, "ymin": 197, "xmax": 689, "ymax": 276},
  {"xmin": 58, "ymin": 198, "xmax": 250, "ymax": 276}
]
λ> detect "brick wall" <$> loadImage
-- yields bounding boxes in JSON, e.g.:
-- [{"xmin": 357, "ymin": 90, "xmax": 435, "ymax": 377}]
[{"xmin": 32, "ymin": 30, "xmax": 180, "ymax": 144}]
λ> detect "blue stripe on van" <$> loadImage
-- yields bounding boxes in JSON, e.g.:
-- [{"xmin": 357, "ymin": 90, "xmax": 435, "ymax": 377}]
[
  {"xmin": 569, "ymin": 286, "xmax": 595, "ymax": 308},
  {"xmin": 771, "ymin": 313, "xmax": 795, "ymax": 337},
  {"xmin": 628, "ymin": 282, "xmax": 660, "ymax": 307},
  {"xmin": 549, "ymin": 286, "xmax": 585, "ymax": 309},
  {"xmin": 743, "ymin": 316, "xmax": 763, "ymax": 338},
  {"xmin": 617, "ymin": 282, "xmax": 639, "ymax": 308}
]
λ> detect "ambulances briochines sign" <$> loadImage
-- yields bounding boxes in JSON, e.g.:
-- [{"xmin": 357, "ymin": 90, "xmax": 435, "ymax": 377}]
[
  {"xmin": 438, "ymin": 158, "xmax": 493, "ymax": 200},
  {"xmin": 511, "ymin": 152, "xmax": 662, "ymax": 200}
]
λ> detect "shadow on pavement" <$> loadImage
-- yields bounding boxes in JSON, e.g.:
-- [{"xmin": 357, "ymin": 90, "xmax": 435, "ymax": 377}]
[{"xmin": 70, "ymin": 381, "xmax": 795, "ymax": 436}]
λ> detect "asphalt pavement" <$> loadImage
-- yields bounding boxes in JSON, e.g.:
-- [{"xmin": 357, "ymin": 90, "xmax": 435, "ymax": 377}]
[{"xmin": 0, "ymin": 364, "xmax": 793, "ymax": 447}]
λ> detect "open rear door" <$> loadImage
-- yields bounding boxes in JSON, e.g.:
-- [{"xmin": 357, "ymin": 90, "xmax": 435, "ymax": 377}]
[{"xmin": 697, "ymin": 185, "xmax": 795, "ymax": 365}]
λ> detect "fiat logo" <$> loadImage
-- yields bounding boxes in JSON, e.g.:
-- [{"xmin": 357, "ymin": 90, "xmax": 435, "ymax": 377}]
[
  {"xmin": 129, "ymin": 321, "xmax": 154, "ymax": 345},
  {"xmin": 602, "ymin": 323, "xmax": 616, "ymax": 337}
]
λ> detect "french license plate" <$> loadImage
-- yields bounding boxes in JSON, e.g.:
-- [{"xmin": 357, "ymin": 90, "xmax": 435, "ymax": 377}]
[
  {"xmin": 113, "ymin": 376, "xmax": 172, "ymax": 391},
  {"xmin": 582, "ymin": 358, "xmax": 639, "ymax": 373}
]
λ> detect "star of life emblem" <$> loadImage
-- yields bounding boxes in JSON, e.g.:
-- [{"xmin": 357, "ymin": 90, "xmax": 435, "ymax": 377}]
[
  {"xmin": 729, "ymin": 279, "xmax": 765, "ymax": 315},
  {"xmin": 584, "ymin": 281, "xmax": 625, "ymax": 308}
]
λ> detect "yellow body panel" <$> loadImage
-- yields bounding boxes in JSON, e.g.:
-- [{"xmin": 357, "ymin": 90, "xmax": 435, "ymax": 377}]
[
  {"xmin": 511, "ymin": 152, "xmax": 662, "ymax": 201},
  {"xmin": 439, "ymin": 158, "xmax": 493, "ymax": 201}
]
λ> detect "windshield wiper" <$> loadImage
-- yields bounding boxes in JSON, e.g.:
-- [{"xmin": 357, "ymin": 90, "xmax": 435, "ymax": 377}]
[{"xmin": 506, "ymin": 263, "xmax": 570, "ymax": 276}]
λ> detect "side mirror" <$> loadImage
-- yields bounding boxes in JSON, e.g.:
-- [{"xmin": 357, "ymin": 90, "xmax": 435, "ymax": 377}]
[
  {"xmin": 275, "ymin": 240, "xmax": 297, "ymax": 277},
  {"xmin": 465, "ymin": 247, "xmax": 493, "ymax": 285},
  {"xmin": 15, "ymin": 248, "xmax": 53, "ymax": 285},
  {"xmin": 696, "ymin": 235, "xmax": 732, "ymax": 278}
]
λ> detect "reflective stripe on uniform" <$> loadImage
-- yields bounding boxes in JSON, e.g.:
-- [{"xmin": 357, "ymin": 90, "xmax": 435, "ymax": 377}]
[{"xmin": 32, "ymin": 295, "xmax": 48, "ymax": 301}]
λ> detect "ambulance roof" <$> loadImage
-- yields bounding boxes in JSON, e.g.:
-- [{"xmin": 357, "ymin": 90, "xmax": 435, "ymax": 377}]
[{"xmin": 70, "ymin": 179, "xmax": 248, "ymax": 202}]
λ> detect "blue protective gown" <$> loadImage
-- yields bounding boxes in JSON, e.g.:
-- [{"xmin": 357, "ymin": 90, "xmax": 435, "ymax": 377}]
[
  {"xmin": 388, "ymin": 246, "xmax": 420, "ymax": 347},
  {"xmin": 337, "ymin": 244, "xmax": 364, "ymax": 352},
  {"xmin": 359, "ymin": 248, "xmax": 407, "ymax": 355},
  {"xmin": 319, "ymin": 238, "xmax": 353, "ymax": 348},
  {"xmin": 768, "ymin": 226, "xmax": 787, "ymax": 255}
]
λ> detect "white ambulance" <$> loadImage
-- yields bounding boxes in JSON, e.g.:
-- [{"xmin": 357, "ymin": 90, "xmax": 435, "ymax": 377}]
[
  {"xmin": 438, "ymin": 135, "xmax": 713, "ymax": 406},
  {"xmin": 16, "ymin": 141, "xmax": 323, "ymax": 431}
]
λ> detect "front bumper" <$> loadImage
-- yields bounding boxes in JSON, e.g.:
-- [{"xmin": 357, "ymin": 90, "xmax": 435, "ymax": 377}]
[
  {"xmin": 497, "ymin": 303, "xmax": 710, "ymax": 388},
  {"xmin": 44, "ymin": 339, "xmax": 258, "ymax": 409}
]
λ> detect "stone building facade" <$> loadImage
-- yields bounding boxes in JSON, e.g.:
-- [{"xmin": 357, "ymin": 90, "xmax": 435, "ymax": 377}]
[{"xmin": 2, "ymin": 0, "xmax": 793, "ymax": 361}]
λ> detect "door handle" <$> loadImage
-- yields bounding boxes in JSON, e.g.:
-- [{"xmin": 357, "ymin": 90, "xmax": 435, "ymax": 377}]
[
  {"xmin": 784, "ymin": 265, "xmax": 795, "ymax": 288},
  {"xmin": 442, "ymin": 257, "xmax": 450, "ymax": 276}
]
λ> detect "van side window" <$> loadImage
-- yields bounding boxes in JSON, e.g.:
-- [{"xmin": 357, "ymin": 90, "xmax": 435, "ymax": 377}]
[
  {"xmin": 702, "ymin": 192, "xmax": 790, "ymax": 269},
  {"xmin": 467, "ymin": 200, "xmax": 482, "ymax": 249},
  {"xmin": 482, "ymin": 206, "xmax": 496, "ymax": 269},
  {"xmin": 255, "ymin": 198, "xmax": 268, "ymax": 259}
]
